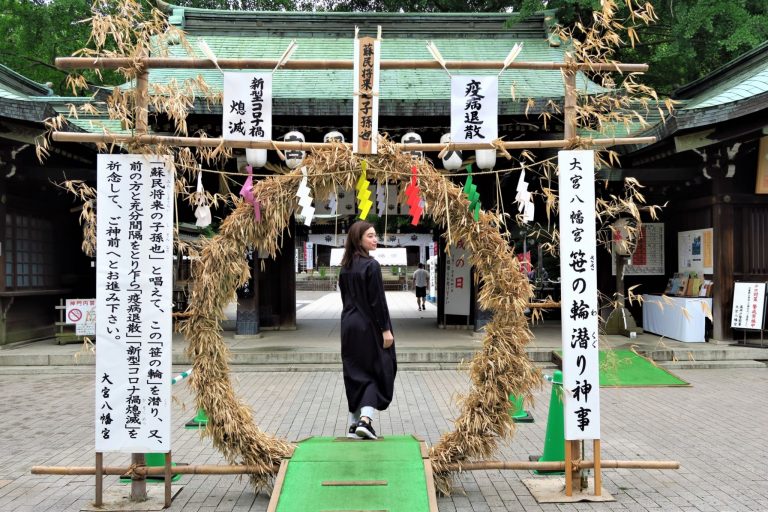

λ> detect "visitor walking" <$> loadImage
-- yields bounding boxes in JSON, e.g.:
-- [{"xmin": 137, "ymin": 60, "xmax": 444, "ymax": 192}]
[
  {"xmin": 412, "ymin": 263, "xmax": 429, "ymax": 311},
  {"xmin": 338, "ymin": 221, "xmax": 397, "ymax": 440}
]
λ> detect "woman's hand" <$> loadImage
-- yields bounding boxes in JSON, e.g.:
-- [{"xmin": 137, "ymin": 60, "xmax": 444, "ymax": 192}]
[{"xmin": 382, "ymin": 330, "xmax": 394, "ymax": 349}]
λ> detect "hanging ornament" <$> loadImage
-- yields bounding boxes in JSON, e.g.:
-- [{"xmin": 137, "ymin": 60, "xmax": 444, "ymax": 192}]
[
  {"xmin": 463, "ymin": 163, "xmax": 481, "ymax": 221},
  {"xmin": 245, "ymin": 148, "xmax": 267, "ymax": 168},
  {"xmin": 295, "ymin": 166, "xmax": 315, "ymax": 226},
  {"xmin": 401, "ymin": 132, "xmax": 423, "ymax": 161},
  {"xmin": 376, "ymin": 182, "xmax": 386, "ymax": 216},
  {"xmin": 440, "ymin": 133, "xmax": 463, "ymax": 171},
  {"xmin": 405, "ymin": 165, "xmax": 423, "ymax": 226},
  {"xmin": 326, "ymin": 192, "xmax": 337, "ymax": 215},
  {"xmin": 355, "ymin": 160, "xmax": 373, "ymax": 220},
  {"xmin": 323, "ymin": 131, "xmax": 345, "ymax": 144},
  {"xmin": 476, "ymin": 148, "xmax": 497, "ymax": 170},
  {"xmin": 239, "ymin": 165, "xmax": 261, "ymax": 223},
  {"xmin": 284, "ymin": 131, "xmax": 305, "ymax": 169},
  {"xmin": 194, "ymin": 171, "xmax": 212, "ymax": 228},
  {"xmin": 515, "ymin": 168, "xmax": 535, "ymax": 223}
]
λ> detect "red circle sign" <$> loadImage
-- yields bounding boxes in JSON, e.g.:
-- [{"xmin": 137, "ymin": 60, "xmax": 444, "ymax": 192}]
[{"xmin": 68, "ymin": 309, "xmax": 82, "ymax": 322}]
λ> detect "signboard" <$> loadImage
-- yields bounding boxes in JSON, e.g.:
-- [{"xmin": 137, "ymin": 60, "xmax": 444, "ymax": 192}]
[
  {"xmin": 444, "ymin": 241, "xmax": 471, "ymax": 316},
  {"xmin": 66, "ymin": 298, "xmax": 96, "ymax": 336},
  {"xmin": 731, "ymin": 282, "xmax": 767, "ymax": 330},
  {"xmin": 353, "ymin": 36, "xmax": 380, "ymax": 154},
  {"xmin": 450, "ymin": 76, "xmax": 498, "ymax": 143},
  {"xmin": 96, "ymin": 154, "xmax": 173, "ymax": 453},
  {"xmin": 611, "ymin": 223, "xmax": 665, "ymax": 276},
  {"xmin": 330, "ymin": 248, "xmax": 407, "ymax": 267},
  {"xmin": 558, "ymin": 150, "xmax": 600, "ymax": 441},
  {"xmin": 678, "ymin": 228, "xmax": 713, "ymax": 274},
  {"xmin": 222, "ymin": 72, "xmax": 272, "ymax": 142}
]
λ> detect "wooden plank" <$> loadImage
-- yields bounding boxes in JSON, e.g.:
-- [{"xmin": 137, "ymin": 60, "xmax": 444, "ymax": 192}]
[
  {"xmin": 564, "ymin": 440, "xmax": 573, "ymax": 497},
  {"xmin": 321, "ymin": 480, "xmax": 387, "ymax": 486},
  {"xmin": 423, "ymin": 458, "xmax": 440, "ymax": 512},
  {"xmin": 593, "ymin": 439, "xmax": 602, "ymax": 497},
  {"xmin": 266, "ymin": 459, "xmax": 290, "ymax": 512},
  {"xmin": 164, "ymin": 452, "xmax": 172, "ymax": 508}
]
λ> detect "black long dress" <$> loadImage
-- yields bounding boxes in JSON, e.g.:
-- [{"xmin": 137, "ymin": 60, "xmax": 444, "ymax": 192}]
[{"xmin": 339, "ymin": 255, "xmax": 397, "ymax": 412}]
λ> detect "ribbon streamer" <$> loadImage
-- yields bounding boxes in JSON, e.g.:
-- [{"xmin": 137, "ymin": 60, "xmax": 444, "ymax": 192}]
[
  {"xmin": 355, "ymin": 160, "xmax": 373, "ymax": 220},
  {"xmin": 239, "ymin": 165, "xmax": 262, "ymax": 223},
  {"xmin": 463, "ymin": 163, "xmax": 481, "ymax": 221},
  {"xmin": 405, "ymin": 165, "xmax": 423, "ymax": 226},
  {"xmin": 376, "ymin": 182, "xmax": 386, "ymax": 216},
  {"xmin": 296, "ymin": 166, "xmax": 315, "ymax": 226},
  {"xmin": 194, "ymin": 171, "xmax": 212, "ymax": 228}
]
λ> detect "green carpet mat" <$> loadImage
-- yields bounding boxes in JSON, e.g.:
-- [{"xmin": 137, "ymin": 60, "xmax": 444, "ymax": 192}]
[
  {"xmin": 275, "ymin": 435, "xmax": 432, "ymax": 512},
  {"xmin": 556, "ymin": 349, "xmax": 689, "ymax": 387}
]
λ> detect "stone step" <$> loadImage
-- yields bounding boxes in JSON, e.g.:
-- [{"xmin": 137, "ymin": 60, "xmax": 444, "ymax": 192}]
[
  {"xmin": 644, "ymin": 346, "xmax": 767, "ymax": 362},
  {"xmin": 659, "ymin": 360, "xmax": 767, "ymax": 370}
]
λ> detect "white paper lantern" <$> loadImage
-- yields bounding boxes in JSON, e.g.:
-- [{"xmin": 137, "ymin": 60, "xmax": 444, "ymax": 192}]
[
  {"xmin": 245, "ymin": 148, "xmax": 267, "ymax": 168},
  {"xmin": 476, "ymin": 149, "xmax": 497, "ymax": 170},
  {"xmin": 401, "ymin": 132, "xmax": 423, "ymax": 161},
  {"xmin": 323, "ymin": 131, "xmax": 345, "ymax": 143},
  {"xmin": 284, "ymin": 131, "xmax": 305, "ymax": 169},
  {"xmin": 440, "ymin": 133, "xmax": 463, "ymax": 171}
]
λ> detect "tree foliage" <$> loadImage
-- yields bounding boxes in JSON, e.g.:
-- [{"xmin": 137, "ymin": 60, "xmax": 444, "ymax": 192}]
[
  {"xmin": 512, "ymin": 0, "xmax": 768, "ymax": 95},
  {"xmin": 1, "ymin": 0, "xmax": 766, "ymax": 95},
  {"xmin": 0, "ymin": 0, "xmax": 94, "ymax": 92}
]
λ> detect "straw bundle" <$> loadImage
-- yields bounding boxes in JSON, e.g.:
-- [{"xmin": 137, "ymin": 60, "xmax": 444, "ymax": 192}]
[{"xmin": 176, "ymin": 138, "xmax": 538, "ymax": 493}]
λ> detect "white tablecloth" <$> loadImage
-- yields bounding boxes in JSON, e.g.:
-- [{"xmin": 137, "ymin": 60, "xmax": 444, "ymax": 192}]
[{"xmin": 642, "ymin": 295, "xmax": 713, "ymax": 343}]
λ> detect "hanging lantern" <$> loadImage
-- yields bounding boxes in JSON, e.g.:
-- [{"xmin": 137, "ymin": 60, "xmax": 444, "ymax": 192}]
[
  {"xmin": 284, "ymin": 131, "xmax": 305, "ymax": 169},
  {"xmin": 476, "ymin": 149, "xmax": 497, "ymax": 170},
  {"xmin": 245, "ymin": 148, "xmax": 267, "ymax": 168},
  {"xmin": 401, "ymin": 132, "xmax": 423, "ymax": 161},
  {"xmin": 323, "ymin": 131, "xmax": 345, "ymax": 143},
  {"xmin": 440, "ymin": 133, "xmax": 463, "ymax": 171}
]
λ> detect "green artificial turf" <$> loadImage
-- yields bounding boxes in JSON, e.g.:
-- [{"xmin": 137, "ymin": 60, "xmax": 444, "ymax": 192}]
[
  {"xmin": 556, "ymin": 349, "xmax": 689, "ymax": 387},
  {"xmin": 275, "ymin": 435, "xmax": 432, "ymax": 512}
]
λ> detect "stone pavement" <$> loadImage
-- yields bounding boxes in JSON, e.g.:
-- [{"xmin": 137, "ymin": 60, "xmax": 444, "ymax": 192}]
[
  {"xmin": 1, "ymin": 292, "xmax": 765, "ymax": 371},
  {"xmin": 1, "ymin": 367, "xmax": 767, "ymax": 511},
  {"xmin": 1, "ymin": 291, "xmax": 767, "ymax": 511}
]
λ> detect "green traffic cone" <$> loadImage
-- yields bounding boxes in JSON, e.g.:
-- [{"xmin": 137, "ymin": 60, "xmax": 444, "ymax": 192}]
[
  {"xmin": 185, "ymin": 407, "xmax": 209, "ymax": 429},
  {"xmin": 508, "ymin": 394, "xmax": 534, "ymax": 423},
  {"xmin": 533, "ymin": 370, "xmax": 565, "ymax": 475},
  {"xmin": 119, "ymin": 453, "xmax": 182, "ymax": 484}
]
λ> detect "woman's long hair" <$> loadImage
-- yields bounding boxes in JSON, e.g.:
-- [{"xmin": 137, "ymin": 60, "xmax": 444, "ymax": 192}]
[{"xmin": 341, "ymin": 221, "xmax": 374, "ymax": 269}]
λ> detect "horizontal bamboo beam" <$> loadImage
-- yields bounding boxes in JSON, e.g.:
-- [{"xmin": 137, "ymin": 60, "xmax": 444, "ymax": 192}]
[
  {"xmin": 55, "ymin": 57, "xmax": 648, "ymax": 73},
  {"xmin": 50, "ymin": 132, "xmax": 656, "ymax": 150},
  {"xmin": 528, "ymin": 301, "xmax": 561, "ymax": 309},
  {"xmin": 31, "ymin": 458, "xmax": 678, "ymax": 476},
  {"xmin": 444, "ymin": 460, "xmax": 680, "ymax": 472}
]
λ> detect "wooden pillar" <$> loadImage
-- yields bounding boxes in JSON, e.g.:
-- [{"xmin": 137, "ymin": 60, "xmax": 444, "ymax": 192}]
[
  {"xmin": 710, "ymin": 150, "xmax": 735, "ymax": 341},
  {"xmin": 135, "ymin": 69, "xmax": 149, "ymax": 134},
  {"xmin": 95, "ymin": 452, "xmax": 103, "ymax": 507},
  {"xmin": 130, "ymin": 453, "xmax": 147, "ymax": 501}
]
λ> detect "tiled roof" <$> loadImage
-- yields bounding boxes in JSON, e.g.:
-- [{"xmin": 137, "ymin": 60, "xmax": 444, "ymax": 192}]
[{"xmin": 145, "ymin": 3, "xmax": 606, "ymax": 114}]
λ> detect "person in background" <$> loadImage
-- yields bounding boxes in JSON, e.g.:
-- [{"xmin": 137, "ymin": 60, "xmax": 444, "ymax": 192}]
[
  {"xmin": 338, "ymin": 221, "xmax": 397, "ymax": 440},
  {"xmin": 412, "ymin": 262, "xmax": 429, "ymax": 311}
]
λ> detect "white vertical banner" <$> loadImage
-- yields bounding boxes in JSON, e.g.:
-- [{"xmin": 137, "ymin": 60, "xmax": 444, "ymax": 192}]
[
  {"xmin": 96, "ymin": 154, "xmax": 173, "ymax": 453},
  {"xmin": 353, "ymin": 36, "xmax": 380, "ymax": 154},
  {"xmin": 222, "ymin": 72, "xmax": 272, "ymax": 142},
  {"xmin": 558, "ymin": 150, "xmax": 600, "ymax": 441},
  {"xmin": 444, "ymin": 241, "xmax": 472, "ymax": 316},
  {"xmin": 450, "ymin": 76, "xmax": 498, "ymax": 143}
]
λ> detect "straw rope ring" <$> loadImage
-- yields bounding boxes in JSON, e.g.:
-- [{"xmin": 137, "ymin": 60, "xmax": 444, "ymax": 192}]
[{"xmin": 178, "ymin": 138, "xmax": 541, "ymax": 494}]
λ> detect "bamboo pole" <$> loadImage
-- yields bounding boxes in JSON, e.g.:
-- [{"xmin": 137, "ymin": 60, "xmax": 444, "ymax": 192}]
[
  {"xmin": 55, "ymin": 57, "xmax": 648, "ymax": 73},
  {"xmin": 30, "ymin": 459, "xmax": 679, "ymax": 476},
  {"xmin": 95, "ymin": 452, "xmax": 103, "ymax": 508},
  {"xmin": 594, "ymin": 439, "xmax": 602, "ymax": 496},
  {"xmin": 527, "ymin": 301, "xmax": 560, "ymax": 309},
  {"xmin": 49, "ymin": 132, "xmax": 657, "ymax": 150}
]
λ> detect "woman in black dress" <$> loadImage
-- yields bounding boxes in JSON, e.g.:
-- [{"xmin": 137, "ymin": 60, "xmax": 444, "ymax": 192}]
[{"xmin": 339, "ymin": 221, "xmax": 397, "ymax": 440}]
